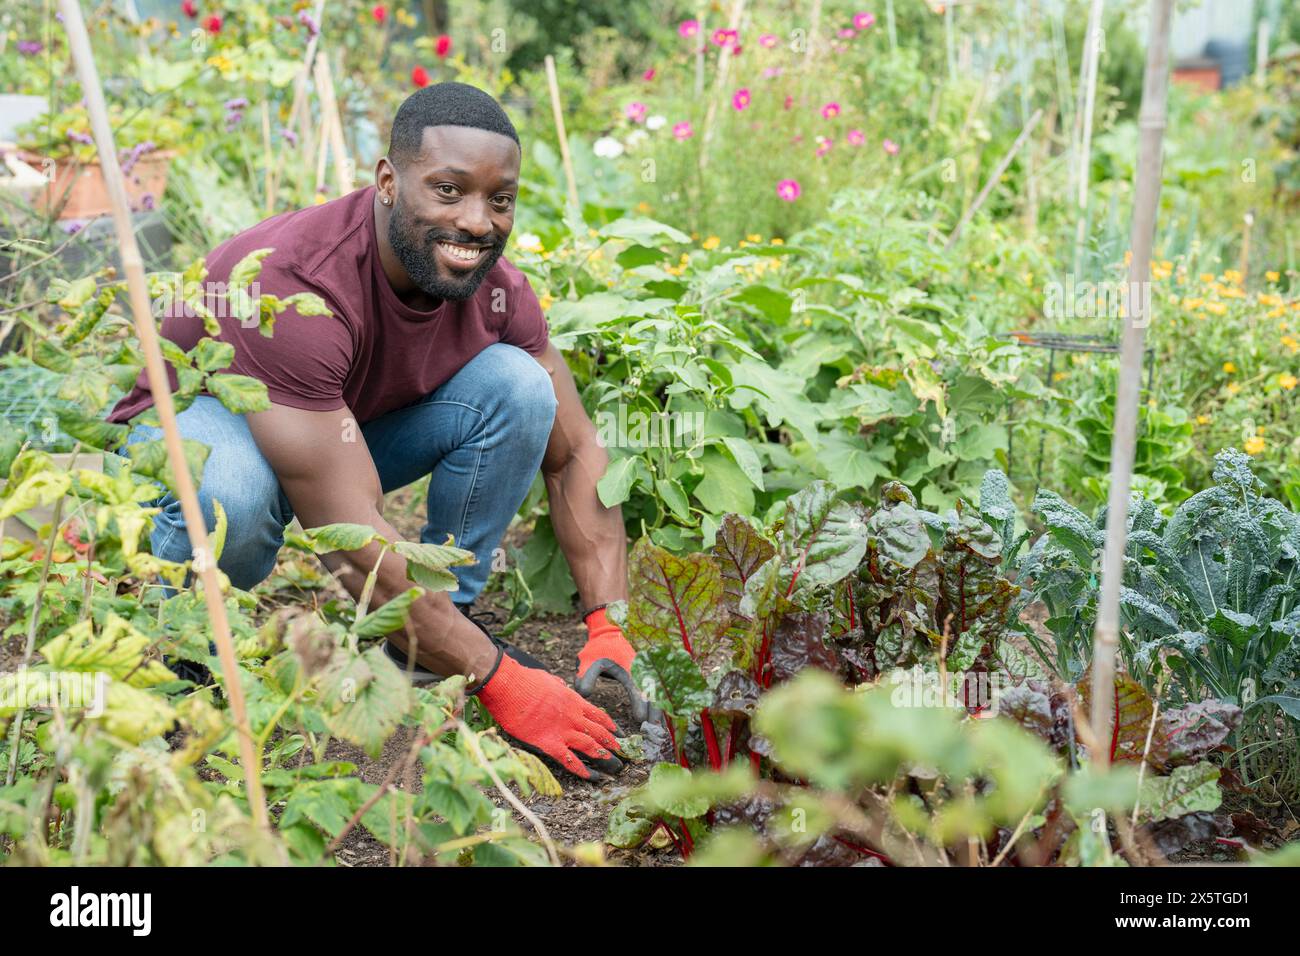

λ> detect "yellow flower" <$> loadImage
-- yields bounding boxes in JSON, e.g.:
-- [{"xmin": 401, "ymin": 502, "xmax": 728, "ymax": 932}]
[
  {"xmin": 1224, "ymin": 269, "xmax": 1244, "ymax": 286},
  {"xmin": 702, "ymin": 235, "xmax": 720, "ymax": 250},
  {"xmin": 1284, "ymin": 335, "xmax": 1300, "ymax": 353},
  {"xmin": 1196, "ymin": 414, "xmax": 1211, "ymax": 425},
  {"xmin": 1182, "ymin": 297, "xmax": 1204, "ymax": 310},
  {"xmin": 1267, "ymin": 270, "xmax": 1281, "ymax": 283},
  {"xmin": 1268, "ymin": 306, "xmax": 1287, "ymax": 319},
  {"xmin": 1052, "ymin": 371, "xmax": 1069, "ymax": 383},
  {"xmin": 313, "ymin": 193, "xmax": 328, "ymax": 205},
  {"xmin": 1124, "ymin": 250, "xmax": 1133, "ymax": 266},
  {"xmin": 636, "ymin": 201, "xmax": 652, "ymax": 214},
  {"xmin": 1222, "ymin": 361, "xmax": 1237, "ymax": 373},
  {"xmin": 746, "ymin": 234, "xmax": 763, "ymax": 243},
  {"xmin": 538, "ymin": 293, "xmax": 555, "ymax": 311},
  {"xmin": 1204, "ymin": 301, "xmax": 1227, "ymax": 315},
  {"xmin": 1280, "ymin": 373, "xmax": 1298, "ymax": 390},
  {"xmin": 770, "ymin": 238, "xmax": 784, "ymax": 245},
  {"xmin": 1227, "ymin": 382, "xmax": 1241, "ymax": 395},
  {"xmin": 1258, "ymin": 293, "xmax": 1282, "ymax": 307},
  {"xmin": 1245, "ymin": 436, "xmax": 1266, "ymax": 455},
  {"xmin": 1199, "ymin": 272, "xmax": 1215, "ymax": 283}
]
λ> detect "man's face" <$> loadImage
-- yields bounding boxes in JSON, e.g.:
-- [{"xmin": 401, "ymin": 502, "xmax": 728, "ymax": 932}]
[{"xmin": 387, "ymin": 125, "xmax": 520, "ymax": 301}]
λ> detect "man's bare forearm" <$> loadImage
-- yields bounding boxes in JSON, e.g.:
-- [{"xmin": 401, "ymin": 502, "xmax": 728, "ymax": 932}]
[
  {"xmin": 314, "ymin": 509, "xmax": 497, "ymax": 682},
  {"xmin": 543, "ymin": 437, "xmax": 628, "ymax": 612}
]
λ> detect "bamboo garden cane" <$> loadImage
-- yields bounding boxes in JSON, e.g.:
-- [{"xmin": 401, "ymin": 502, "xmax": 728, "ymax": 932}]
[
  {"xmin": 1089, "ymin": 0, "xmax": 1175, "ymax": 772},
  {"xmin": 313, "ymin": 49, "xmax": 355, "ymax": 196},
  {"xmin": 543, "ymin": 55, "xmax": 580, "ymax": 215},
  {"xmin": 1072, "ymin": 0, "xmax": 1106, "ymax": 276},
  {"xmin": 57, "ymin": 0, "xmax": 268, "ymax": 830}
]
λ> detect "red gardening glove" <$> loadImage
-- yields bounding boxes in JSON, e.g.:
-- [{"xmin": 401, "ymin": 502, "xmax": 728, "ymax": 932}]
[
  {"xmin": 575, "ymin": 608, "xmax": 660, "ymax": 724},
  {"xmin": 475, "ymin": 650, "xmax": 624, "ymax": 780}
]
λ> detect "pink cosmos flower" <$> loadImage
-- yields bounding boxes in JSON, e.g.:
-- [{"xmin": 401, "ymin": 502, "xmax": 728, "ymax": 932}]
[
  {"xmin": 643, "ymin": 67, "xmax": 656, "ymax": 81},
  {"xmin": 625, "ymin": 101, "xmax": 647, "ymax": 123},
  {"xmin": 732, "ymin": 88, "xmax": 751, "ymax": 111},
  {"xmin": 883, "ymin": 138, "xmax": 900, "ymax": 155},
  {"xmin": 763, "ymin": 66, "xmax": 783, "ymax": 78},
  {"xmin": 838, "ymin": 28, "xmax": 856, "ymax": 38},
  {"xmin": 758, "ymin": 33, "xmax": 778, "ymax": 48},
  {"xmin": 711, "ymin": 28, "xmax": 738, "ymax": 48},
  {"xmin": 776, "ymin": 179, "xmax": 801, "ymax": 201},
  {"xmin": 853, "ymin": 12, "xmax": 877, "ymax": 30},
  {"xmin": 821, "ymin": 102, "xmax": 841, "ymax": 119},
  {"xmin": 673, "ymin": 121, "xmax": 694, "ymax": 140},
  {"xmin": 815, "ymin": 137, "xmax": 834, "ymax": 157},
  {"xmin": 783, "ymin": 94, "xmax": 794, "ymax": 110},
  {"xmin": 679, "ymin": 19, "xmax": 700, "ymax": 38},
  {"xmin": 847, "ymin": 128, "xmax": 865, "ymax": 146}
]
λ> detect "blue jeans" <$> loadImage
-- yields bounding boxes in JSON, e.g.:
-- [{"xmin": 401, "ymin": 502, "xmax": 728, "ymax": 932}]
[{"xmin": 119, "ymin": 343, "xmax": 557, "ymax": 602}]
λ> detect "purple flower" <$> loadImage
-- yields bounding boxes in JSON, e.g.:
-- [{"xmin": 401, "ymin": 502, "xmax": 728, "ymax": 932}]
[
  {"xmin": 17, "ymin": 40, "xmax": 44, "ymax": 56},
  {"xmin": 119, "ymin": 140, "xmax": 157, "ymax": 175},
  {"xmin": 67, "ymin": 130, "xmax": 94, "ymax": 145},
  {"xmin": 140, "ymin": 193, "xmax": 156, "ymax": 211},
  {"xmin": 223, "ymin": 97, "xmax": 249, "ymax": 111},
  {"xmin": 297, "ymin": 10, "xmax": 320, "ymax": 36},
  {"xmin": 60, "ymin": 219, "xmax": 85, "ymax": 235},
  {"xmin": 280, "ymin": 128, "xmax": 299, "ymax": 147}
]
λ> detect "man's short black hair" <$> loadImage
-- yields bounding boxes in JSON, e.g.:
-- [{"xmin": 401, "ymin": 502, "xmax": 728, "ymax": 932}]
[{"xmin": 388, "ymin": 81, "xmax": 520, "ymax": 166}]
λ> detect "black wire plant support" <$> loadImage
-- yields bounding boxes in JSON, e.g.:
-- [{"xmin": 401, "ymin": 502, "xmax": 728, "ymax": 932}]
[{"xmin": 1003, "ymin": 330, "xmax": 1157, "ymax": 490}]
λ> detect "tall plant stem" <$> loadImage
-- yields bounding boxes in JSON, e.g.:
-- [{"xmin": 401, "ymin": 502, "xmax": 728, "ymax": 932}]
[
  {"xmin": 57, "ymin": 0, "xmax": 268, "ymax": 829},
  {"xmin": 1089, "ymin": 0, "xmax": 1174, "ymax": 771}
]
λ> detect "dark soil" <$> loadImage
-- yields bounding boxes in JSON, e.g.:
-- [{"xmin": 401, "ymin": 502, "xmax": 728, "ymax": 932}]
[{"xmin": 282, "ymin": 482, "xmax": 678, "ymax": 866}]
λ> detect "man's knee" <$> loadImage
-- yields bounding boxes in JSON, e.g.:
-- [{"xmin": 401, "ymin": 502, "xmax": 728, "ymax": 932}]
[{"xmin": 482, "ymin": 343, "xmax": 557, "ymax": 428}]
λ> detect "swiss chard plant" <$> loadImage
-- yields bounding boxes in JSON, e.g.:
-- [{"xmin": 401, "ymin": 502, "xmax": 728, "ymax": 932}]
[{"xmin": 605, "ymin": 474, "xmax": 1034, "ymax": 858}]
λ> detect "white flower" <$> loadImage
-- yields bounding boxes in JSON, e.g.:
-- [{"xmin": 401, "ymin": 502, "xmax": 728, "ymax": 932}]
[
  {"xmin": 514, "ymin": 232, "xmax": 543, "ymax": 253},
  {"xmin": 625, "ymin": 129, "xmax": 648, "ymax": 148},
  {"xmin": 645, "ymin": 114, "xmax": 667, "ymax": 131},
  {"xmin": 593, "ymin": 136, "xmax": 624, "ymax": 158}
]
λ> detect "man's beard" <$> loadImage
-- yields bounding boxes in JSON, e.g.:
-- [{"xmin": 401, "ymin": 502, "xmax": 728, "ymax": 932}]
[{"xmin": 387, "ymin": 198, "xmax": 505, "ymax": 302}]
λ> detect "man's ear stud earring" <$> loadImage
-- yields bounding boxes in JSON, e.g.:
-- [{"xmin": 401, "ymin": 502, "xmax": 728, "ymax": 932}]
[{"xmin": 382, "ymin": 196, "xmax": 391, "ymax": 205}]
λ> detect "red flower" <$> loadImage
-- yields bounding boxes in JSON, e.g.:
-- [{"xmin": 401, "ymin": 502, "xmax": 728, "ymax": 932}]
[
  {"xmin": 372, "ymin": 4, "xmax": 387, "ymax": 22},
  {"xmin": 181, "ymin": 0, "xmax": 197, "ymax": 18},
  {"xmin": 203, "ymin": 13, "xmax": 221, "ymax": 34},
  {"xmin": 434, "ymin": 34, "xmax": 452, "ymax": 58},
  {"xmin": 411, "ymin": 65, "xmax": 429, "ymax": 87}
]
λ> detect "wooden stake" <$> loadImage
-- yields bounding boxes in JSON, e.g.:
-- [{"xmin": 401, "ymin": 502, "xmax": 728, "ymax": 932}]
[
  {"xmin": 261, "ymin": 100, "xmax": 274, "ymax": 215},
  {"xmin": 313, "ymin": 50, "xmax": 354, "ymax": 195},
  {"xmin": 1072, "ymin": 0, "xmax": 1106, "ymax": 275},
  {"xmin": 945, "ymin": 109, "xmax": 1043, "ymax": 251},
  {"xmin": 1089, "ymin": 0, "xmax": 1175, "ymax": 770},
  {"xmin": 543, "ymin": 55, "xmax": 579, "ymax": 214},
  {"xmin": 56, "ymin": 0, "xmax": 268, "ymax": 829},
  {"xmin": 1238, "ymin": 211, "xmax": 1254, "ymax": 284}
]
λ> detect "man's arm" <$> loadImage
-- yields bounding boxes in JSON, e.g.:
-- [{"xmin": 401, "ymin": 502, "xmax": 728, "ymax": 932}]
[
  {"xmin": 244, "ymin": 403, "xmax": 498, "ymax": 681},
  {"xmin": 533, "ymin": 341, "xmax": 627, "ymax": 610}
]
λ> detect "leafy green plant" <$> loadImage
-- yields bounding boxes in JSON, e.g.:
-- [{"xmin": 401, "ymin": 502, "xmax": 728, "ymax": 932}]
[{"xmin": 1018, "ymin": 448, "xmax": 1300, "ymax": 800}]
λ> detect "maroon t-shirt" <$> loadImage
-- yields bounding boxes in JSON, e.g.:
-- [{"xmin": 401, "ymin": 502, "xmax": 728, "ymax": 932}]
[{"xmin": 106, "ymin": 185, "xmax": 549, "ymax": 425}]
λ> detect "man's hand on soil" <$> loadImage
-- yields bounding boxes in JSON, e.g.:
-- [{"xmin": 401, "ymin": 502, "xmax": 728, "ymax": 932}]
[
  {"xmin": 475, "ymin": 651, "xmax": 625, "ymax": 780},
  {"xmin": 575, "ymin": 607, "xmax": 660, "ymax": 724}
]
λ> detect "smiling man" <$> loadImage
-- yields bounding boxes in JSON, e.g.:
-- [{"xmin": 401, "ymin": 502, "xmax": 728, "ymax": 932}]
[{"xmin": 106, "ymin": 82, "xmax": 649, "ymax": 780}]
